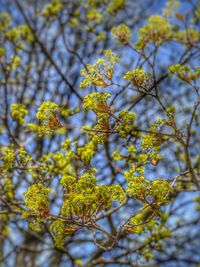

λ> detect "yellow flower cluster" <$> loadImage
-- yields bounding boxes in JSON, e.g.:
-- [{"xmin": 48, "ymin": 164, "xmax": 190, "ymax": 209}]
[
  {"xmin": 174, "ymin": 28, "xmax": 200, "ymax": 46},
  {"xmin": 0, "ymin": 146, "xmax": 15, "ymax": 175},
  {"xmin": 125, "ymin": 172, "xmax": 172, "ymax": 209},
  {"xmin": 124, "ymin": 68, "xmax": 149, "ymax": 88},
  {"xmin": 112, "ymin": 24, "xmax": 131, "ymax": 44},
  {"xmin": 27, "ymin": 101, "xmax": 63, "ymax": 136},
  {"xmin": 45, "ymin": 170, "xmax": 125, "ymax": 248},
  {"xmin": 77, "ymin": 140, "xmax": 96, "ymax": 166},
  {"xmin": 42, "ymin": 1, "xmax": 64, "ymax": 17},
  {"xmin": 23, "ymin": 184, "xmax": 50, "ymax": 232},
  {"xmin": 18, "ymin": 147, "xmax": 32, "ymax": 166},
  {"xmin": 60, "ymin": 170, "xmax": 125, "ymax": 218},
  {"xmin": 24, "ymin": 183, "xmax": 50, "ymax": 218},
  {"xmin": 127, "ymin": 204, "xmax": 157, "ymax": 234},
  {"xmin": 50, "ymin": 219, "xmax": 78, "ymax": 249},
  {"xmin": 142, "ymin": 119, "xmax": 166, "ymax": 162},
  {"xmin": 36, "ymin": 101, "xmax": 59, "ymax": 121},
  {"xmin": 11, "ymin": 104, "xmax": 28, "ymax": 125},
  {"xmin": 116, "ymin": 110, "xmax": 136, "ymax": 138},
  {"xmin": 6, "ymin": 55, "xmax": 21, "ymax": 71},
  {"xmin": 5, "ymin": 24, "xmax": 34, "ymax": 44},
  {"xmin": 170, "ymin": 64, "xmax": 200, "ymax": 83},
  {"xmin": 0, "ymin": 12, "xmax": 11, "ymax": 32},
  {"xmin": 107, "ymin": 0, "xmax": 125, "ymax": 14},
  {"xmin": 136, "ymin": 15, "xmax": 171, "ymax": 49},
  {"xmin": 86, "ymin": 8, "xmax": 103, "ymax": 23},
  {"xmin": 80, "ymin": 50, "xmax": 119, "ymax": 88},
  {"xmin": 83, "ymin": 92, "xmax": 111, "ymax": 113}
]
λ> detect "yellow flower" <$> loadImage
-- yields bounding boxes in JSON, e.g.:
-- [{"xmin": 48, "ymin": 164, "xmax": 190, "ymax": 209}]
[
  {"xmin": 80, "ymin": 50, "xmax": 119, "ymax": 88},
  {"xmin": 112, "ymin": 24, "xmax": 131, "ymax": 44}
]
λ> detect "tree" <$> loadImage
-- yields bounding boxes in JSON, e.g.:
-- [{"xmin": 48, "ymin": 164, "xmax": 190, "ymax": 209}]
[{"xmin": 0, "ymin": 0, "xmax": 200, "ymax": 266}]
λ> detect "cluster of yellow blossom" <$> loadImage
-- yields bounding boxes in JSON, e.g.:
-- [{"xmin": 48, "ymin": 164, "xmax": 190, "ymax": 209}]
[
  {"xmin": 11, "ymin": 104, "xmax": 28, "ymax": 125},
  {"xmin": 170, "ymin": 64, "xmax": 200, "ymax": 83},
  {"xmin": 80, "ymin": 50, "xmax": 119, "ymax": 88},
  {"xmin": 111, "ymin": 24, "xmax": 131, "ymax": 44},
  {"xmin": 124, "ymin": 68, "xmax": 149, "ymax": 88}
]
